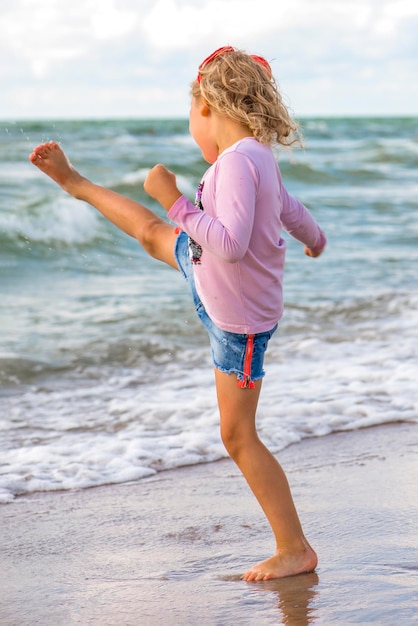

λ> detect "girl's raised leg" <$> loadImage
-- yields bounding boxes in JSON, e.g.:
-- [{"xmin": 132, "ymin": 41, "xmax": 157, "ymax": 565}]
[
  {"xmin": 214, "ymin": 368, "xmax": 318, "ymax": 581},
  {"xmin": 29, "ymin": 141, "xmax": 179, "ymax": 269}
]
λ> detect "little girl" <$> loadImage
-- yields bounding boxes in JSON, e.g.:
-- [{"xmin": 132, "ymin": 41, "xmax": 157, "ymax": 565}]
[{"xmin": 30, "ymin": 46, "xmax": 326, "ymax": 581}]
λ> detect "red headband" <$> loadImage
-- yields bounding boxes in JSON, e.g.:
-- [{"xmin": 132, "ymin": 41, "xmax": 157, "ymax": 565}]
[{"xmin": 197, "ymin": 46, "xmax": 272, "ymax": 83}]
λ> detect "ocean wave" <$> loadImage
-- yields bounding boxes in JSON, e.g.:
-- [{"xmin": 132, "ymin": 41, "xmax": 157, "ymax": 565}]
[
  {"xmin": 3, "ymin": 287, "xmax": 417, "ymax": 391},
  {"xmin": 118, "ymin": 168, "xmax": 197, "ymax": 198},
  {"xmin": 1, "ymin": 116, "xmax": 417, "ymax": 504},
  {"xmin": 0, "ymin": 195, "xmax": 107, "ymax": 249},
  {"xmin": 0, "ymin": 356, "xmax": 71, "ymax": 389},
  {"xmin": 1, "ymin": 312, "xmax": 416, "ymax": 503}
]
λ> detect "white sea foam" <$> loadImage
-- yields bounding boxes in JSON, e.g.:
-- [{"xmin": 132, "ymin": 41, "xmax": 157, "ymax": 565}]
[{"xmin": 1, "ymin": 293, "xmax": 417, "ymax": 504}]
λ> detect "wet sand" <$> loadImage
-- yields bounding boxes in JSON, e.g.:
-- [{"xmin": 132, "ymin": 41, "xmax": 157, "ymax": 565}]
[{"xmin": 1, "ymin": 422, "xmax": 417, "ymax": 625}]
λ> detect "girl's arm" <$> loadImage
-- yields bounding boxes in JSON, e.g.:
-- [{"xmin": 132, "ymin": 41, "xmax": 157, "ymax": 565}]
[
  {"xmin": 279, "ymin": 183, "xmax": 326, "ymax": 256},
  {"xmin": 146, "ymin": 156, "xmax": 257, "ymax": 263}
]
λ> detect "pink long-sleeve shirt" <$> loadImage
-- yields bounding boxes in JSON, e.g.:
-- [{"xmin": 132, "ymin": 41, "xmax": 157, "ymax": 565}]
[{"xmin": 168, "ymin": 137, "xmax": 326, "ymax": 334}]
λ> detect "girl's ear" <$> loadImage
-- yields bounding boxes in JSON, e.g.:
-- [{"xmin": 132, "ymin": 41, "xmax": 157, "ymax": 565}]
[{"xmin": 200, "ymin": 100, "xmax": 210, "ymax": 117}]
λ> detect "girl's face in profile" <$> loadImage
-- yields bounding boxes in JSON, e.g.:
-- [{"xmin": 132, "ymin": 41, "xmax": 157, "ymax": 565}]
[{"xmin": 189, "ymin": 96, "xmax": 218, "ymax": 164}]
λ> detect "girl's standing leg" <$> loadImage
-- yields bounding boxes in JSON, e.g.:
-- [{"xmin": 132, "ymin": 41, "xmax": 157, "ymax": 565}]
[{"xmin": 214, "ymin": 369, "xmax": 318, "ymax": 581}]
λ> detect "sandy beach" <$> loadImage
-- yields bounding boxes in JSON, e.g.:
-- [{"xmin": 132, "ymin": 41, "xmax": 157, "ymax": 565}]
[{"xmin": 1, "ymin": 421, "xmax": 417, "ymax": 625}]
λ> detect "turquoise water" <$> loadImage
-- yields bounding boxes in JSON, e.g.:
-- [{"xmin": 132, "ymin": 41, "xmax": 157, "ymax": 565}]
[{"xmin": 1, "ymin": 117, "xmax": 417, "ymax": 502}]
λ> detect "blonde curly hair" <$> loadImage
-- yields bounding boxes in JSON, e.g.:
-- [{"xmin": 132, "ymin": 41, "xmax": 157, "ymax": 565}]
[{"xmin": 191, "ymin": 47, "xmax": 300, "ymax": 147}]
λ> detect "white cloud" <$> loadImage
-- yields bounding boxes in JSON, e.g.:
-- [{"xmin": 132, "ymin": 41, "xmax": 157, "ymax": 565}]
[
  {"xmin": 142, "ymin": 0, "xmax": 289, "ymax": 51},
  {"xmin": 384, "ymin": 0, "xmax": 418, "ymax": 18},
  {"xmin": 0, "ymin": 0, "xmax": 417, "ymax": 117},
  {"xmin": 1, "ymin": 0, "xmax": 140, "ymax": 77},
  {"xmin": 90, "ymin": 0, "xmax": 138, "ymax": 40}
]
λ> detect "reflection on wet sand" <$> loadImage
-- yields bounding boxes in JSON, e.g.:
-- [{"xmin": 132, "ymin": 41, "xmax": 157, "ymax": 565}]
[{"xmin": 246, "ymin": 572, "xmax": 319, "ymax": 625}]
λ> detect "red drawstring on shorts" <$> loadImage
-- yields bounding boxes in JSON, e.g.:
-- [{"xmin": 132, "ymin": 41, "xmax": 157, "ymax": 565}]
[{"xmin": 238, "ymin": 334, "xmax": 255, "ymax": 389}]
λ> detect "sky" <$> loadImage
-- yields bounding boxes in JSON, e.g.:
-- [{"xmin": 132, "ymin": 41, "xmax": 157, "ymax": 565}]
[{"xmin": 1, "ymin": 0, "xmax": 418, "ymax": 119}]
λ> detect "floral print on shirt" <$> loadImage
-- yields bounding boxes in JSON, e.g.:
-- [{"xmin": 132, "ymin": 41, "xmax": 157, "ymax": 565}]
[{"xmin": 188, "ymin": 182, "xmax": 204, "ymax": 264}]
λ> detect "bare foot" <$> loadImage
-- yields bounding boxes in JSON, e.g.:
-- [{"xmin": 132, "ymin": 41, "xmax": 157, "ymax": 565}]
[
  {"xmin": 242, "ymin": 547, "xmax": 318, "ymax": 582},
  {"xmin": 29, "ymin": 141, "xmax": 85, "ymax": 197}
]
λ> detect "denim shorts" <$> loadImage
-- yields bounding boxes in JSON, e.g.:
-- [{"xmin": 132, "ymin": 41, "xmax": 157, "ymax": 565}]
[{"xmin": 174, "ymin": 231, "xmax": 277, "ymax": 388}]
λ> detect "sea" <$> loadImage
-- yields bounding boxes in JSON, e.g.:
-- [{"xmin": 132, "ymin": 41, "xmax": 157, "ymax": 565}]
[{"xmin": 1, "ymin": 117, "xmax": 417, "ymax": 504}]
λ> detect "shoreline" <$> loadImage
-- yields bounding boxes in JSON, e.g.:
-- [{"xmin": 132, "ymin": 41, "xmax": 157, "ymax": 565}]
[{"xmin": 1, "ymin": 421, "xmax": 418, "ymax": 625}]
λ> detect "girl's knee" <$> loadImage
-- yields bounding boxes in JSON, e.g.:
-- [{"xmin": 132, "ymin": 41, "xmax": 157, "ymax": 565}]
[
  {"xmin": 136, "ymin": 220, "xmax": 178, "ymax": 268},
  {"xmin": 136, "ymin": 218, "xmax": 163, "ymax": 256},
  {"xmin": 220, "ymin": 422, "xmax": 258, "ymax": 460},
  {"xmin": 220, "ymin": 425, "xmax": 235, "ymax": 456}
]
